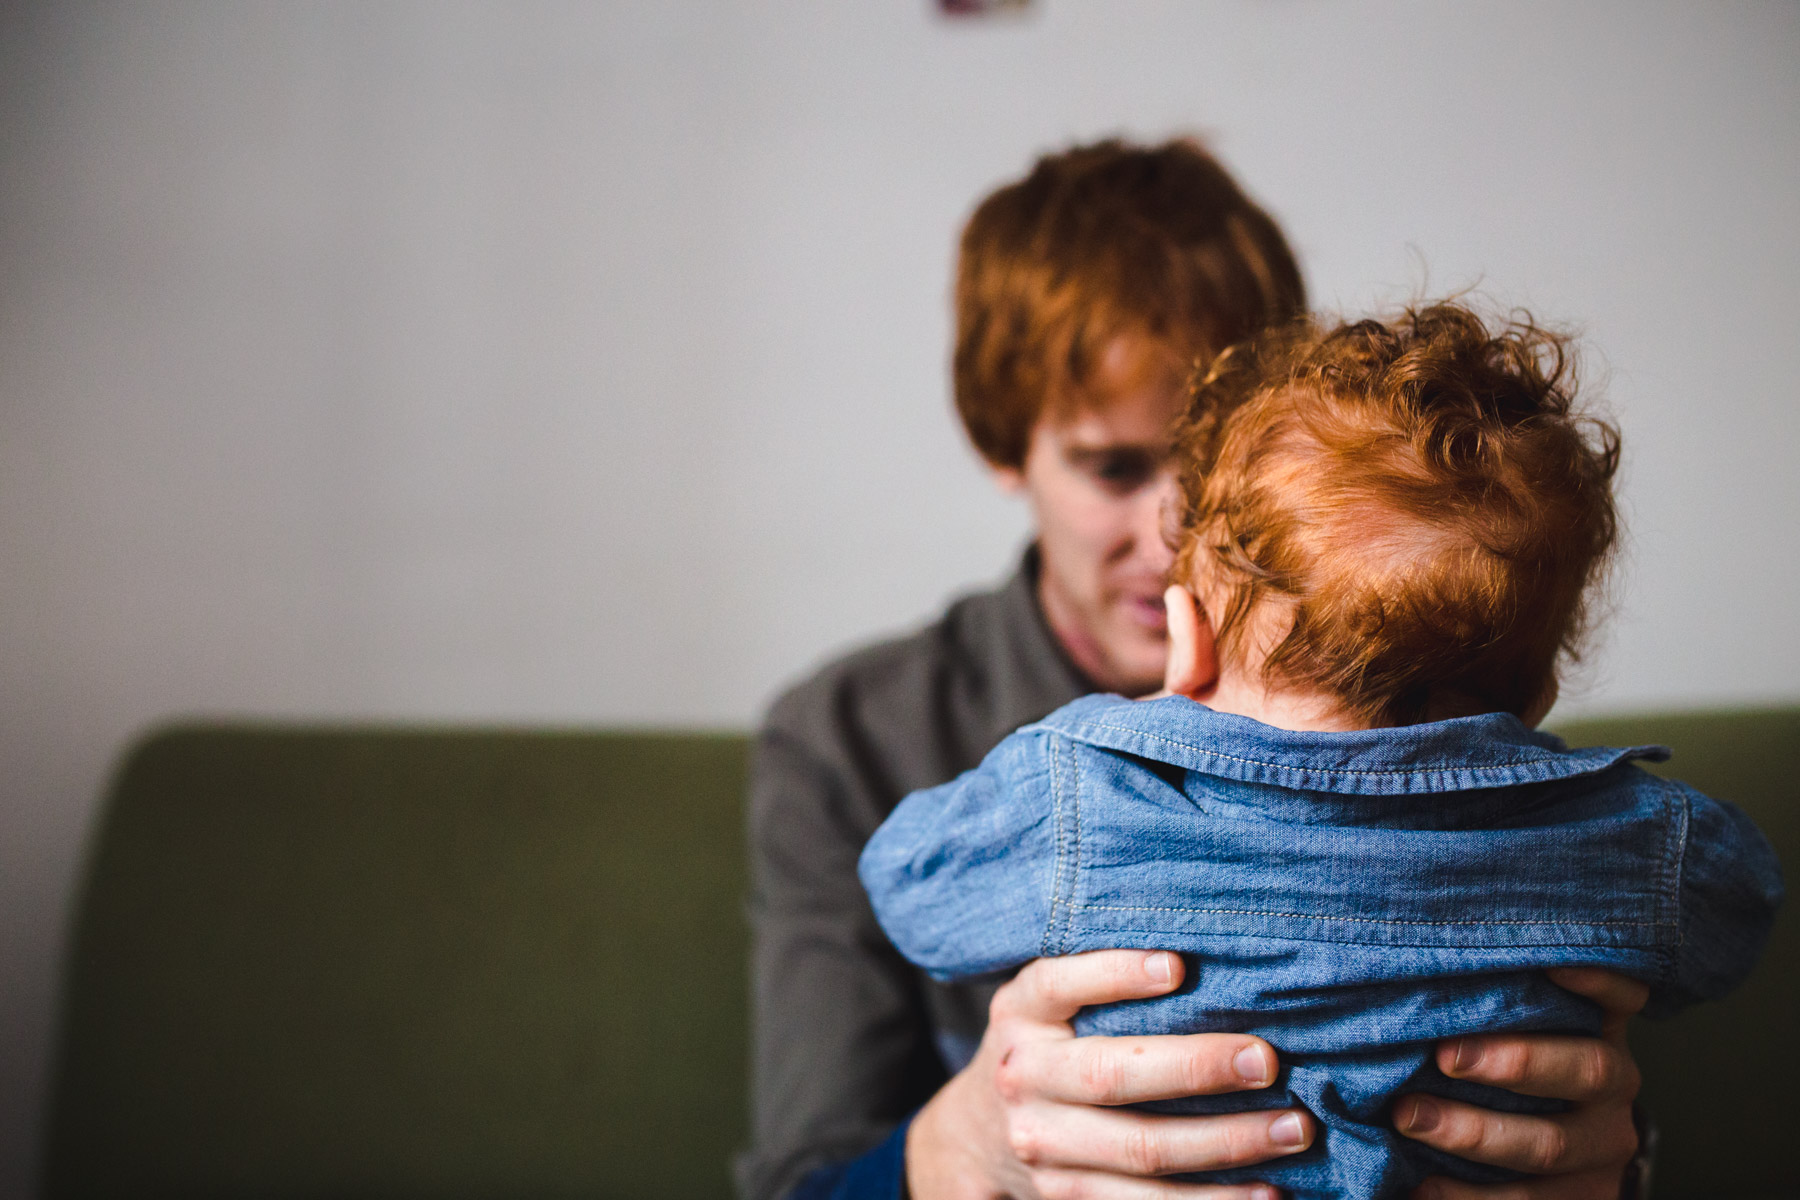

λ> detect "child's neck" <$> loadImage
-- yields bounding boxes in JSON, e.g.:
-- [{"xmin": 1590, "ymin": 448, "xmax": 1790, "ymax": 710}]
[{"xmin": 1201, "ymin": 670, "xmax": 1373, "ymax": 734}]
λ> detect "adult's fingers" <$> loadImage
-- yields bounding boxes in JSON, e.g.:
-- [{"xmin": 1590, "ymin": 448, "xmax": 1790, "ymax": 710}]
[
  {"xmin": 1432, "ymin": 1032, "xmax": 1639, "ymax": 1103},
  {"xmin": 1000, "ymin": 1032, "xmax": 1278, "ymax": 1105},
  {"xmin": 1544, "ymin": 967, "xmax": 1649, "ymax": 1032},
  {"xmin": 1008, "ymin": 1103, "xmax": 1314, "ymax": 1176},
  {"xmin": 1409, "ymin": 1167, "xmax": 1625, "ymax": 1200},
  {"xmin": 993, "ymin": 950, "xmax": 1185, "ymax": 1025},
  {"xmin": 1392, "ymin": 1094, "xmax": 1637, "ymax": 1175},
  {"xmin": 1029, "ymin": 1171, "xmax": 1282, "ymax": 1200}
]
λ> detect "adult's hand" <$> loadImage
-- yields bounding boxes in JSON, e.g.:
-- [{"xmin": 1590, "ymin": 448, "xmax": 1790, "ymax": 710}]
[
  {"xmin": 906, "ymin": 949, "xmax": 1314, "ymax": 1200},
  {"xmin": 1397, "ymin": 968, "xmax": 1649, "ymax": 1200}
]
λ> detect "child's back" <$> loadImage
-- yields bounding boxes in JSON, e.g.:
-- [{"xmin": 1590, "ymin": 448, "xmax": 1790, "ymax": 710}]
[
  {"xmin": 862, "ymin": 693, "xmax": 1780, "ymax": 1196},
  {"xmin": 858, "ymin": 302, "xmax": 1784, "ymax": 1198}
]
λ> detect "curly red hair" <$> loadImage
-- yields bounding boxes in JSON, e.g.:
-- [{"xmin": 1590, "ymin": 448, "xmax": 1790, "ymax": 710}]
[{"xmin": 1173, "ymin": 302, "xmax": 1621, "ymax": 725}]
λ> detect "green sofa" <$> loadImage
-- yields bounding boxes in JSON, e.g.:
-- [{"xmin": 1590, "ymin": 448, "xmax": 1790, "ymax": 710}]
[{"xmin": 44, "ymin": 712, "xmax": 1795, "ymax": 1198}]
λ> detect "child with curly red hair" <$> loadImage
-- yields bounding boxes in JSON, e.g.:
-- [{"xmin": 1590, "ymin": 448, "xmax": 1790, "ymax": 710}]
[{"xmin": 862, "ymin": 301, "xmax": 1783, "ymax": 1199}]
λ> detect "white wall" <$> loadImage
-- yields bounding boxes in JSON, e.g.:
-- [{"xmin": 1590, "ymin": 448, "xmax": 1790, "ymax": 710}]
[{"xmin": 3, "ymin": 1, "xmax": 1796, "ymax": 1190}]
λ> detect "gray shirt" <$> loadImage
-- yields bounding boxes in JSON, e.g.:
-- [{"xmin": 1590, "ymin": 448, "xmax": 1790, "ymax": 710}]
[{"xmin": 738, "ymin": 551, "xmax": 1091, "ymax": 1200}]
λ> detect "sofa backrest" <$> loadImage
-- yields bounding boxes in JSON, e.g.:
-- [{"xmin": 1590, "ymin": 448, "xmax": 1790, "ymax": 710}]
[
  {"xmin": 46, "ymin": 726, "xmax": 751, "ymax": 1199},
  {"xmin": 46, "ymin": 711, "xmax": 1796, "ymax": 1198}
]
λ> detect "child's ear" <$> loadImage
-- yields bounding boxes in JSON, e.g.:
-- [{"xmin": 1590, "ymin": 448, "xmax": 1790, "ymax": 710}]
[{"xmin": 1163, "ymin": 585, "xmax": 1219, "ymax": 700}]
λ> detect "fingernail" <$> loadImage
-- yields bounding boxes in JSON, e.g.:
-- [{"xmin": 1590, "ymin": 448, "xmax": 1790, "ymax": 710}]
[
  {"xmin": 1397, "ymin": 1096, "xmax": 1440, "ymax": 1134},
  {"xmin": 1269, "ymin": 1111, "xmax": 1306, "ymax": 1148},
  {"xmin": 1145, "ymin": 951, "xmax": 1174, "ymax": 984},
  {"xmin": 1233, "ymin": 1044, "xmax": 1273, "ymax": 1086},
  {"xmin": 1251, "ymin": 1186, "xmax": 1282, "ymax": 1200},
  {"xmin": 1449, "ymin": 1039, "xmax": 1477, "ymax": 1075}
]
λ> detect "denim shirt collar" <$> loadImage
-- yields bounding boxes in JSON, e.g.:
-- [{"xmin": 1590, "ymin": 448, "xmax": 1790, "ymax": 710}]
[{"xmin": 1033, "ymin": 694, "xmax": 1669, "ymax": 798}]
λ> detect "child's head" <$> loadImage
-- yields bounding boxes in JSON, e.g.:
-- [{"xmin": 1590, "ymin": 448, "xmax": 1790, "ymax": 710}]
[
  {"xmin": 953, "ymin": 138, "xmax": 1305, "ymax": 470},
  {"xmin": 1168, "ymin": 301, "xmax": 1621, "ymax": 727}
]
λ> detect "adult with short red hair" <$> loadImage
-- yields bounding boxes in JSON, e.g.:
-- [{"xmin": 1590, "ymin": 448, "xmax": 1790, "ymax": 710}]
[{"xmin": 741, "ymin": 141, "xmax": 1649, "ymax": 1200}]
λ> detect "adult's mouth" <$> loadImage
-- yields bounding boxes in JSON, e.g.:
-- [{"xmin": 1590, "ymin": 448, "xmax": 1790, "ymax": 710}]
[{"xmin": 1123, "ymin": 591, "xmax": 1169, "ymax": 632}]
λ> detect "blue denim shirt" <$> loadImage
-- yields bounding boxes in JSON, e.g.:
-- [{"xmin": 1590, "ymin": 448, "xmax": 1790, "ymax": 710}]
[{"xmin": 859, "ymin": 695, "xmax": 1784, "ymax": 1199}]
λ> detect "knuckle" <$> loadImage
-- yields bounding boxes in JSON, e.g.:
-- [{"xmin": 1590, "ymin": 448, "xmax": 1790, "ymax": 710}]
[
  {"xmin": 1429, "ymin": 1108, "xmax": 1482, "ymax": 1154},
  {"xmin": 1613, "ymin": 1053, "xmax": 1643, "ymax": 1103},
  {"xmin": 1076, "ymin": 1047, "xmax": 1130, "ymax": 1105},
  {"xmin": 1008, "ymin": 1116, "xmax": 1048, "ymax": 1167},
  {"xmin": 1215, "ymin": 1123, "xmax": 1251, "ymax": 1166},
  {"xmin": 1576, "ymin": 1043, "xmax": 1616, "ymax": 1096},
  {"xmin": 1618, "ymin": 1108, "xmax": 1642, "ymax": 1159},
  {"xmin": 1174, "ymin": 1045, "xmax": 1215, "ymax": 1095},
  {"xmin": 1036, "ymin": 969, "xmax": 1073, "ymax": 1010},
  {"xmin": 1003, "ymin": 958, "xmax": 1071, "ymax": 1018},
  {"xmin": 989, "ymin": 979, "xmax": 1026, "ymax": 1024},
  {"xmin": 994, "ymin": 1046, "xmax": 1029, "ymax": 1104},
  {"xmin": 1525, "ymin": 1123, "xmax": 1569, "ymax": 1173},
  {"xmin": 1223, "ymin": 1118, "xmax": 1268, "ymax": 1165},
  {"xmin": 1595, "ymin": 1106, "xmax": 1640, "ymax": 1165},
  {"xmin": 1121, "ymin": 1124, "xmax": 1169, "ymax": 1176}
]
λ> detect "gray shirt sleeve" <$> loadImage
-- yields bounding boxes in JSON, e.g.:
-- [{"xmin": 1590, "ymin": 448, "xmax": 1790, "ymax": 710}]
[
  {"xmin": 734, "ymin": 555, "xmax": 1090, "ymax": 1200},
  {"xmin": 735, "ymin": 717, "xmax": 947, "ymax": 1200}
]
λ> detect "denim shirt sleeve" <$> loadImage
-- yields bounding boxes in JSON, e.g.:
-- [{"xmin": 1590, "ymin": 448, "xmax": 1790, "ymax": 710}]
[
  {"xmin": 859, "ymin": 729, "xmax": 1057, "ymax": 980},
  {"xmin": 1650, "ymin": 784, "xmax": 1786, "ymax": 1017}
]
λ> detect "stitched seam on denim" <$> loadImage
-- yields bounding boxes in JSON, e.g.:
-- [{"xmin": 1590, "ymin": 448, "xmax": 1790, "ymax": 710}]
[
  {"xmin": 1068, "ymin": 720, "xmax": 1572, "ymax": 777},
  {"xmin": 1048, "ymin": 736, "xmax": 1079, "ymax": 956},
  {"xmin": 1078, "ymin": 903, "xmax": 1673, "ymax": 929},
  {"xmin": 1660, "ymin": 777, "xmax": 1691, "ymax": 983},
  {"xmin": 1066, "ymin": 738, "xmax": 1083, "ymax": 957},
  {"xmin": 1090, "ymin": 925, "xmax": 1665, "ymax": 951},
  {"xmin": 1041, "ymin": 733, "xmax": 1064, "ymax": 959},
  {"xmin": 1051, "ymin": 737, "xmax": 1065, "ymax": 949}
]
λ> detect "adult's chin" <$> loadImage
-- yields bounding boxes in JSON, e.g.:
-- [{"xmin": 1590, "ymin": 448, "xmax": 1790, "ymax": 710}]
[{"xmin": 1102, "ymin": 620, "xmax": 1170, "ymax": 696}]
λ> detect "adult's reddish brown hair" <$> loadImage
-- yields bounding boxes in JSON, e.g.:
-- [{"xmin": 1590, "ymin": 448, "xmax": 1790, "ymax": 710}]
[
  {"xmin": 1173, "ymin": 301, "xmax": 1622, "ymax": 726},
  {"xmin": 954, "ymin": 138, "xmax": 1305, "ymax": 468}
]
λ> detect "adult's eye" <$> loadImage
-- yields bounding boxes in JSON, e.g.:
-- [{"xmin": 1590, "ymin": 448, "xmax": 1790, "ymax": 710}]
[{"xmin": 1087, "ymin": 451, "xmax": 1156, "ymax": 493}]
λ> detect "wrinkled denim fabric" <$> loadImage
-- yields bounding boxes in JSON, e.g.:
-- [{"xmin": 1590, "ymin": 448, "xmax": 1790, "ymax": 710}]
[{"xmin": 859, "ymin": 695, "xmax": 1784, "ymax": 1199}]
